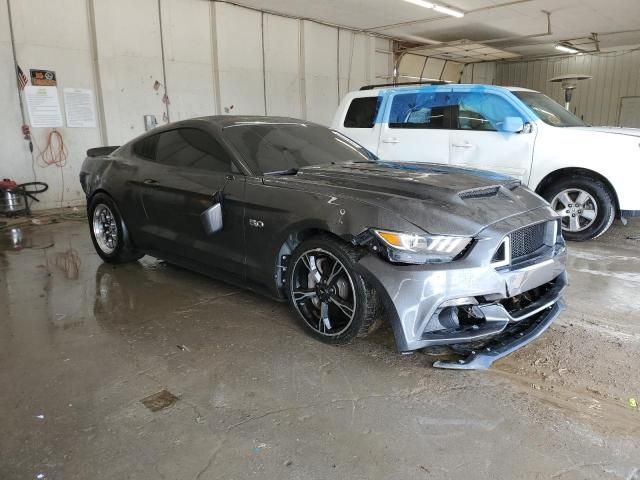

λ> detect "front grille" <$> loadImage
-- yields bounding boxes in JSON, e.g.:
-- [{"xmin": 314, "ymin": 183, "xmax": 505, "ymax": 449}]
[{"xmin": 510, "ymin": 222, "xmax": 546, "ymax": 260}]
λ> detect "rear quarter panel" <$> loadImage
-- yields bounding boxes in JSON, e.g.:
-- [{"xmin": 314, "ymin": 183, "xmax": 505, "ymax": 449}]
[{"xmin": 80, "ymin": 151, "xmax": 144, "ymax": 229}]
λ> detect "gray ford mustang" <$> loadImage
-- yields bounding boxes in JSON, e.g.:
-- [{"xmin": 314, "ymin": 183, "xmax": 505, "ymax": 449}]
[{"xmin": 80, "ymin": 116, "xmax": 567, "ymax": 369}]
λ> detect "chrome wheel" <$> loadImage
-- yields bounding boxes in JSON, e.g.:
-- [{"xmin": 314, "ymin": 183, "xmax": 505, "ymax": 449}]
[
  {"xmin": 92, "ymin": 204, "xmax": 118, "ymax": 254},
  {"xmin": 290, "ymin": 248, "xmax": 356, "ymax": 336},
  {"xmin": 551, "ymin": 188, "xmax": 598, "ymax": 233}
]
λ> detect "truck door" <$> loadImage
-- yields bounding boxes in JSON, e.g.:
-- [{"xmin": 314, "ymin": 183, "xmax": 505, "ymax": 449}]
[
  {"xmin": 448, "ymin": 90, "xmax": 536, "ymax": 182},
  {"xmin": 377, "ymin": 89, "xmax": 452, "ymax": 165}
]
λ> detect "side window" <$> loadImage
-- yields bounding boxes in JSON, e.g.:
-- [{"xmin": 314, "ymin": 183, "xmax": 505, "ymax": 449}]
[
  {"xmin": 452, "ymin": 92, "xmax": 523, "ymax": 131},
  {"xmin": 388, "ymin": 92, "xmax": 450, "ymax": 129},
  {"xmin": 133, "ymin": 135, "xmax": 159, "ymax": 160},
  {"xmin": 344, "ymin": 96, "xmax": 381, "ymax": 128},
  {"xmin": 155, "ymin": 128, "xmax": 235, "ymax": 173}
]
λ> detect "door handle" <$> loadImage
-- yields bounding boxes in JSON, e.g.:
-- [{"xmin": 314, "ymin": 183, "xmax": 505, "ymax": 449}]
[
  {"xmin": 143, "ymin": 178, "xmax": 159, "ymax": 185},
  {"xmin": 452, "ymin": 142, "xmax": 473, "ymax": 148},
  {"xmin": 225, "ymin": 174, "xmax": 235, "ymax": 181},
  {"xmin": 381, "ymin": 137, "xmax": 400, "ymax": 144}
]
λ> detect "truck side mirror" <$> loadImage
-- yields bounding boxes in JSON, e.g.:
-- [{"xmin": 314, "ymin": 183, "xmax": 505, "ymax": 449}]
[{"xmin": 502, "ymin": 116, "xmax": 525, "ymax": 133}]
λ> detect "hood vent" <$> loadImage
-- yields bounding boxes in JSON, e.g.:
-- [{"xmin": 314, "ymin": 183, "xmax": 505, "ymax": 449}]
[{"xmin": 459, "ymin": 186, "xmax": 501, "ymax": 200}]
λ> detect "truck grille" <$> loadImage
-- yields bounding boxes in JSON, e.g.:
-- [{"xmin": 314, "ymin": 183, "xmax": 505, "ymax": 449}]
[{"xmin": 509, "ymin": 222, "xmax": 546, "ymax": 260}]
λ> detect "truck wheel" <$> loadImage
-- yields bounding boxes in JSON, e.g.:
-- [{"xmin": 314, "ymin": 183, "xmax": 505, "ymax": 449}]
[
  {"xmin": 286, "ymin": 235, "xmax": 381, "ymax": 345},
  {"xmin": 543, "ymin": 175, "xmax": 615, "ymax": 241},
  {"xmin": 88, "ymin": 193, "xmax": 143, "ymax": 263}
]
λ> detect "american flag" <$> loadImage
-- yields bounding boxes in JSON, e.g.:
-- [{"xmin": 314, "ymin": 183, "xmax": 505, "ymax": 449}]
[{"xmin": 16, "ymin": 65, "xmax": 28, "ymax": 90}]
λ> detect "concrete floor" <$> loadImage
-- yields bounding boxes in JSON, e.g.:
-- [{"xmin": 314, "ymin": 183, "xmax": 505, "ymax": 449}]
[{"xmin": 1, "ymin": 217, "xmax": 639, "ymax": 479}]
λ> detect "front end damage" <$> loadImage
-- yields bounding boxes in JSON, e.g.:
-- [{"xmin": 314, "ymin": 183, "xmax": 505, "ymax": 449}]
[{"xmin": 356, "ymin": 207, "xmax": 568, "ymax": 369}]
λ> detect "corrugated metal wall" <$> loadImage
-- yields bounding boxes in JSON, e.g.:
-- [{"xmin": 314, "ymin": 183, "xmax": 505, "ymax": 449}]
[{"xmin": 494, "ymin": 50, "xmax": 640, "ymax": 126}]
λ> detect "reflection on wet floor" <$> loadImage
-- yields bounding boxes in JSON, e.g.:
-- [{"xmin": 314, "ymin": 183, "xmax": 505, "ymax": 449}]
[{"xmin": 1, "ymin": 225, "xmax": 56, "ymax": 251}]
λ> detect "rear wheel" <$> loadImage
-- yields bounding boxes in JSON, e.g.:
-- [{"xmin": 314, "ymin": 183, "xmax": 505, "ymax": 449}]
[
  {"xmin": 286, "ymin": 235, "xmax": 380, "ymax": 344},
  {"xmin": 88, "ymin": 193, "xmax": 143, "ymax": 264},
  {"xmin": 543, "ymin": 175, "xmax": 615, "ymax": 241}
]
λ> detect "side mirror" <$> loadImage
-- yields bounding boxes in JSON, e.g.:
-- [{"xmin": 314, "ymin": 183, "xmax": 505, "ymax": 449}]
[
  {"xmin": 201, "ymin": 202, "xmax": 223, "ymax": 235},
  {"xmin": 502, "ymin": 116, "xmax": 525, "ymax": 133}
]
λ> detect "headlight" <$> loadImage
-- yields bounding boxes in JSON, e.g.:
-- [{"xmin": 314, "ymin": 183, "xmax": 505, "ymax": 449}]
[{"xmin": 372, "ymin": 229, "xmax": 472, "ymax": 264}]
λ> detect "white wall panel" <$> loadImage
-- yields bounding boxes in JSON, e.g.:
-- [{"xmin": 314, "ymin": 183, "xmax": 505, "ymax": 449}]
[
  {"xmin": 214, "ymin": 2, "xmax": 264, "ymax": 115},
  {"xmin": 375, "ymin": 37, "xmax": 393, "ymax": 83},
  {"xmin": 303, "ymin": 21, "xmax": 338, "ymax": 125},
  {"xmin": 94, "ymin": 0, "xmax": 165, "ymax": 145},
  {"xmin": 340, "ymin": 30, "xmax": 372, "ymax": 99},
  {"xmin": 338, "ymin": 31, "xmax": 372, "ymax": 98},
  {"xmin": 160, "ymin": 0, "xmax": 216, "ymax": 120},
  {"xmin": 263, "ymin": 14, "xmax": 301, "ymax": 118}
]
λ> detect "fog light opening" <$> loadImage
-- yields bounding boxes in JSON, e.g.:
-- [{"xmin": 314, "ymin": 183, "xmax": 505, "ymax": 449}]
[{"xmin": 436, "ymin": 304, "xmax": 485, "ymax": 332}]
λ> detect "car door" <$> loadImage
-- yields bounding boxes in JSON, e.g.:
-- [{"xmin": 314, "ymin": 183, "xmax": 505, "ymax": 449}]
[
  {"xmin": 448, "ymin": 90, "xmax": 537, "ymax": 182},
  {"xmin": 136, "ymin": 127, "xmax": 246, "ymax": 279},
  {"xmin": 377, "ymin": 88, "xmax": 452, "ymax": 164}
]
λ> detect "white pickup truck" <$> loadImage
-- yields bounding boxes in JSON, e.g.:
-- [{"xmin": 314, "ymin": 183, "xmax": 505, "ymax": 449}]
[{"xmin": 332, "ymin": 83, "xmax": 640, "ymax": 240}]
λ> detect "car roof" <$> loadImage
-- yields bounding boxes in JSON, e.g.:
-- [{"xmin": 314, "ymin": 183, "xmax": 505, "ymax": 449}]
[
  {"xmin": 347, "ymin": 84, "xmax": 539, "ymax": 97},
  {"xmin": 184, "ymin": 115, "xmax": 314, "ymax": 128},
  {"xmin": 123, "ymin": 115, "xmax": 320, "ymax": 151}
]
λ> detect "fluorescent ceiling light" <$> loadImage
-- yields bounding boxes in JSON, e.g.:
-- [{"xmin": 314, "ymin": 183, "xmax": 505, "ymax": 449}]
[
  {"xmin": 404, "ymin": 0, "xmax": 435, "ymax": 8},
  {"xmin": 555, "ymin": 44, "xmax": 578, "ymax": 54},
  {"xmin": 403, "ymin": 0, "xmax": 464, "ymax": 18},
  {"xmin": 433, "ymin": 4, "xmax": 464, "ymax": 17}
]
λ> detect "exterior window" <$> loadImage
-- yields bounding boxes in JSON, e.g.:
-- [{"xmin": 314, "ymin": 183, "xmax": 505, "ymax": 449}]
[
  {"xmin": 223, "ymin": 124, "xmax": 376, "ymax": 174},
  {"xmin": 133, "ymin": 135, "xmax": 159, "ymax": 160},
  {"xmin": 388, "ymin": 92, "xmax": 450, "ymax": 129},
  {"xmin": 451, "ymin": 92, "xmax": 522, "ymax": 131},
  {"xmin": 513, "ymin": 91, "xmax": 585, "ymax": 127},
  {"xmin": 344, "ymin": 96, "xmax": 381, "ymax": 128},
  {"xmin": 155, "ymin": 128, "xmax": 234, "ymax": 173}
]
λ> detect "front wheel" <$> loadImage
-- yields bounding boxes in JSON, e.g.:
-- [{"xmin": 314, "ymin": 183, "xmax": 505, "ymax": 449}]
[
  {"xmin": 286, "ymin": 235, "xmax": 381, "ymax": 345},
  {"xmin": 543, "ymin": 175, "xmax": 616, "ymax": 241}
]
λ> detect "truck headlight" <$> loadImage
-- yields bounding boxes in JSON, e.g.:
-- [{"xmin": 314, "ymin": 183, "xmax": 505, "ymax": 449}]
[{"xmin": 372, "ymin": 229, "xmax": 472, "ymax": 264}]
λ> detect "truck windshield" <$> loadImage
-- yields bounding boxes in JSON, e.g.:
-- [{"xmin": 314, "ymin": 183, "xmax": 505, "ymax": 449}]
[
  {"xmin": 513, "ymin": 91, "xmax": 586, "ymax": 127},
  {"xmin": 223, "ymin": 123, "xmax": 377, "ymax": 174}
]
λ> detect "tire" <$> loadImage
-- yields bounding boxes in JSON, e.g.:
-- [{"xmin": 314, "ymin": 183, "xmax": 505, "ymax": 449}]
[
  {"xmin": 286, "ymin": 235, "xmax": 381, "ymax": 345},
  {"xmin": 542, "ymin": 174, "xmax": 616, "ymax": 241},
  {"xmin": 88, "ymin": 193, "xmax": 143, "ymax": 264}
]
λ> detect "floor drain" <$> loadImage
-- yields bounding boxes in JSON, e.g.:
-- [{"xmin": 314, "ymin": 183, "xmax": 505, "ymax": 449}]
[{"xmin": 140, "ymin": 390, "xmax": 179, "ymax": 412}]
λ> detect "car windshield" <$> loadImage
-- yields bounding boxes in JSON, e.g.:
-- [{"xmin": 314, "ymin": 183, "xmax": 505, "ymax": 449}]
[
  {"xmin": 222, "ymin": 123, "xmax": 377, "ymax": 174},
  {"xmin": 513, "ymin": 91, "xmax": 586, "ymax": 127}
]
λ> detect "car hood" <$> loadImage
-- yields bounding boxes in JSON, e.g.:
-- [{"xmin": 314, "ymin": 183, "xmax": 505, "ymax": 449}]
[
  {"xmin": 264, "ymin": 162, "xmax": 550, "ymax": 236},
  {"xmin": 571, "ymin": 126, "xmax": 640, "ymax": 138}
]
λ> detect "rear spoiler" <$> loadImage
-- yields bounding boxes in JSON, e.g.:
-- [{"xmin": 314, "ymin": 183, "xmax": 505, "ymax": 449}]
[{"xmin": 87, "ymin": 146, "xmax": 119, "ymax": 157}]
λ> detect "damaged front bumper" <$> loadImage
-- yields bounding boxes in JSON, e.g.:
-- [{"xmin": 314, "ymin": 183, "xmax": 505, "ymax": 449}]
[
  {"xmin": 432, "ymin": 277, "xmax": 566, "ymax": 369},
  {"xmin": 356, "ymin": 208, "xmax": 568, "ymax": 369}
]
